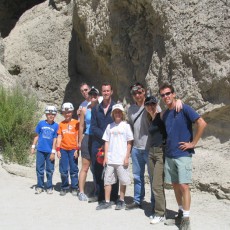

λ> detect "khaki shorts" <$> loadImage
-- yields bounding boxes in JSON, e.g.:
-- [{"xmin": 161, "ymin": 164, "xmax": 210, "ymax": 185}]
[
  {"xmin": 104, "ymin": 164, "xmax": 131, "ymax": 186},
  {"xmin": 164, "ymin": 156, "xmax": 192, "ymax": 184}
]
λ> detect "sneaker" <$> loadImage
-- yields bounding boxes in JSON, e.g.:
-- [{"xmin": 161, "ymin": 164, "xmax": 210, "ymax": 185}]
[
  {"xmin": 175, "ymin": 209, "xmax": 184, "ymax": 225},
  {"xmin": 96, "ymin": 202, "xmax": 112, "ymax": 210},
  {"xmin": 115, "ymin": 200, "xmax": 125, "ymax": 210},
  {"xmin": 179, "ymin": 217, "xmax": 191, "ymax": 230},
  {"xmin": 35, "ymin": 187, "xmax": 43, "ymax": 194},
  {"xmin": 60, "ymin": 189, "xmax": 67, "ymax": 196},
  {"xmin": 78, "ymin": 192, "xmax": 88, "ymax": 201},
  {"xmin": 71, "ymin": 188, "xmax": 79, "ymax": 196},
  {"xmin": 150, "ymin": 215, "xmax": 165, "ymax": 224},
  {"xmin": 125, "ymin": 202, "xmax": 140, "ymax": 210},
  {"xmin": 149, "ymin": 212, "xmax": 155, "ymax": 220},
  {"xmin": 98, "ymin": 200, "xmax": 116, "ymax": 205},
  {"xmin": 164, "ymin": 209, "xmax": 183, "ymax": 226},
  {"xmin": 46, "ymin": 188, "xmax": 53, "ymax": 194}
]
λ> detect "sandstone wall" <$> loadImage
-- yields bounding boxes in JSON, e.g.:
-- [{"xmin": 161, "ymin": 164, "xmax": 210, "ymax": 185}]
[
  {"xmin": 3, "ymin": 0, "xmax": 73, "ymax": 107},
  {"xmin": 1, "ymin": 0, "xmax": 230, "ymax": 198}
]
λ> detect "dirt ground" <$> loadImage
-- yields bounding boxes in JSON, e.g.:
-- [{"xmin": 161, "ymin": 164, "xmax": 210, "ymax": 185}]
[{"xmin": 0, "ymin": 157, "xmax": 230, "ymax": 230}]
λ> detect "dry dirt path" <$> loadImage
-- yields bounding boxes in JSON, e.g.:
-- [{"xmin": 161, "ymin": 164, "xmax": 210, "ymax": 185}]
[{"xmin": 0, "ymin": 160, "xmax": 230, "ymax": 230}]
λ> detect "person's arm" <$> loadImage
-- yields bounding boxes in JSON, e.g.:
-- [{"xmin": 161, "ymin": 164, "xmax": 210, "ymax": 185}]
[
  {"xmin": 179, "ymin": 117, "xmax": 207, "ymax": 151},
  {"xmin": 124, "ymin": 140, "xmax": 132, "ymax": 167},
  {"xmin": 103, "ymin": 141, "xmax": 109, "ymax": 166},
  {"xmin": 175, "ymin": 99, "xmax": 183, "ymax": 112},
  {"xmin": 74, "ymin": 121, "xmax": 80, "ymax": 159},
  {"xmin": 78, "ymin": 107, "xmax": 86, "ymax": 149},
  {"xmin": 31, "ymin": 135, "xmax": 38, "ymax": 154},
  {"xmin": 91, "ymin": 106, "xmax": 104, "ymax": 139},
  {"xmin": 50, "ymin": 137, "xmax": 57, "ymax": 161},
  {"xmin": 56, "ymin": 134, "xmax": 62, "ymax": 159}
]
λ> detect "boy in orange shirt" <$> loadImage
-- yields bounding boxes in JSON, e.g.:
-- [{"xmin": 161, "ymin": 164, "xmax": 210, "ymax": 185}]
[{"xmin": 56, "ymin": 102, "xmax": 80, "ymax": 196}]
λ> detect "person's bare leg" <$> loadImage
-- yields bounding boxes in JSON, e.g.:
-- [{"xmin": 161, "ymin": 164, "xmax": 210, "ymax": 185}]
[
  {"xmin": 119, "ymin": 184, "xmax": 126, "ymax": 200},
  {"xmin": 179, "ymin": 184, "xmax": 191, "ymax": 211},
  {"xmin": 79, "ymin": 158, "xmax": 90, "ymax": 193},
  {"xmin": 105, "ymin": 184, "xmax": 112, "ymax": 201},
  {"xmin": 172, "ymin": 183, "xmax": 183, "ymax": 206}
]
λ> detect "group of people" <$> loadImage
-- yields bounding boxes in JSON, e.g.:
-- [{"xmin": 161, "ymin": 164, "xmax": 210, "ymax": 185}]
[{"xmin": 31, "ymin": 81, "xmax": 207, "ymax": 230}]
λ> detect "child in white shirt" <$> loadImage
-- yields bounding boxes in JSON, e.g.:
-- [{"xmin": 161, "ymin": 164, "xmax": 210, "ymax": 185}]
[{"xmin": 96, "ymin": 104, "xmax": 133, "ymax": 210}]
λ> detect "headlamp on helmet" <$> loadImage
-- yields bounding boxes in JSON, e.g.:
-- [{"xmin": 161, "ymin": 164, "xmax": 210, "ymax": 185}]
[
  {"xmin": 62, "ymin": 102, "xmax": 74, "ymax": 112},
  {"xmin": 45, "ymin": 106, "xmax": 57, "ymax": 115}
]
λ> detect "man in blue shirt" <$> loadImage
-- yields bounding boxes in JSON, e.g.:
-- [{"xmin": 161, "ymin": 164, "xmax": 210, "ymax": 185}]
[
  {"xmin": 160, "ymin": 83, "xmax": 207, "ymax": 230},
  {"xmin": 91, "ymin": 82, "xmax": 119, "ymax": 206}
]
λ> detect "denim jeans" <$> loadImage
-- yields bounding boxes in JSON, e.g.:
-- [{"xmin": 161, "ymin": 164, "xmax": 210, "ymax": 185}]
[
  {"xmin": 131, "ymin": 147, "xmax": 154, "ymax": 205},
  {"xmin": 36, "ymin": 151, "xmax": 54, "ymax": 189},
  {"xmin": 59, "ymin": 149, "xmax": 79, "ymax": 190}
]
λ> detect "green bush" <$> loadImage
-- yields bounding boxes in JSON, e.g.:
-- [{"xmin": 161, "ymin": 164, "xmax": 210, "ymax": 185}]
[{"xmin": 0, "ymin": 85, "xmax": 39, "ymax": 165}]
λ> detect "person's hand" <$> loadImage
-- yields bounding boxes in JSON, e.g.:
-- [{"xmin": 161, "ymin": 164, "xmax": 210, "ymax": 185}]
[
  {"xmin": 179, "ymin": 142, "xmax": 195, "ymax": 151},
  {"xmin": 78, "ymin": 143, "xmax": 81, "ymax": 150},
  {"xmin": 175, "ymin": 99, "xmax": 183, "ymax": 112},
  {"xmin": 74, "ymin": 150, "xmax": 79, "ymax": 159},
  {"xmin": 77, "ymin": 108, "xmax": 82, "ymax": 117},
  {"xmin": 103, "ymin": 157, "xmax": 108, "ymax": 167},
  {"xmin": 123, "ymin": 157, "xmax": 129, "ymax": 167},
  {"xmin": 57, "ymin": 151, "xmax": 61, "ymax": 159},
  {"xmin": 50, "ymin": 153, "xmax": 55, "ymax": 161},
  {"xmin": 31, "ymin": 148, "xmax": 35, "ymax": 155}
]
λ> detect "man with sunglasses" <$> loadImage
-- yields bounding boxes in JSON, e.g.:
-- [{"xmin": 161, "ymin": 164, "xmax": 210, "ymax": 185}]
[
  {"xmin": 159, "ymin": 83, "xmax": 207, "ymax": 230},
  {"xmin": 126, "ymin": 82, "xmax": 157, "ymax": 210},
  {"xmin": 77, "ymin": 83, "xmax": 91, "ymax": 118}
]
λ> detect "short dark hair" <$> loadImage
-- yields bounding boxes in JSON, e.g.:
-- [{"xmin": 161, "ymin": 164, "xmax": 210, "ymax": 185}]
[
  {"xmin": 101, "ymin": 82, "xmax": 113, "ymax": 90},
  {"xmin": 159, "ymin": 82, "xmax": 175, "ymax": 94}
]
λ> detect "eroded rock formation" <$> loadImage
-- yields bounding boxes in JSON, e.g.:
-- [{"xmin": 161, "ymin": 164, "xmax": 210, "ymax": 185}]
[{"xmin": 1, "ymin": 0, "xmax": 230, "ymax": 198}]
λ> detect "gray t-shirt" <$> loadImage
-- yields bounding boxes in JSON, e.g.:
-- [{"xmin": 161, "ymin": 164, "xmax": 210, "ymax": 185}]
[{"xmin": 127, "ymin": 104, "xmax": 154, "ymax": 150}]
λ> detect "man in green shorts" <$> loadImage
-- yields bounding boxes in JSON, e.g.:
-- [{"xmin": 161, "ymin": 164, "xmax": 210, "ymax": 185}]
[{"xmin": 159, "ymin": 83, "xmax": 207, "ymax": 230}]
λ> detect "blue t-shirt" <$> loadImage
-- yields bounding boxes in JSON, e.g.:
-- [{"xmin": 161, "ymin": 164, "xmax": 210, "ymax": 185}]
[
  {"xmin": 162, "ymin": 104, "xmax": 200, "ymax": 158},
  {"xmin": 35, "ymin": 120, "xmax": 59, "ymax": 153},
  {"xmin": 80, "ymin": 100, "xmax": 88, "ymax": 108},
  {"xmin": 84, "ymin": 108, "xmax": 92, "ymax": 135}
]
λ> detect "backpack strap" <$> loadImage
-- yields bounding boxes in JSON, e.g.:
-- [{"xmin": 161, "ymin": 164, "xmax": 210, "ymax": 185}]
[{"xmin": 133, "ymin": 108, "xmax": 145, "ymax": 125}]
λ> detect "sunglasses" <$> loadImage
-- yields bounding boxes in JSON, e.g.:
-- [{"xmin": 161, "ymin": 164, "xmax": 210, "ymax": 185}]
[
  {"xmin": 160, "ymin": 92, "xmax": 172, "ymax": 98},
  {"xmin": 130, "ymin": 85, "xmax": 144, "ymax": 95},
  {"xmin": 132, "ymin": 91, "xmax": 143, "ymax": 96}
]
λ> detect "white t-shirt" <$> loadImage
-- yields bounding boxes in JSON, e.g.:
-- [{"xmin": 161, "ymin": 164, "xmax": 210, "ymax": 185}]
[{"xmin": 102, "ymin": 121, "xmax": 134, "ymax": 165}]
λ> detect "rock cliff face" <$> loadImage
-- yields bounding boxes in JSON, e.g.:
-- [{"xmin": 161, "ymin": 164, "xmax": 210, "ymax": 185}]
[
  {"xmin": 3, "ymin": 0, "xmax": 73, "ymax": 104},
  {"xmin": 1, "ymin": 0, "xmax": 230, "ymax": 198}
]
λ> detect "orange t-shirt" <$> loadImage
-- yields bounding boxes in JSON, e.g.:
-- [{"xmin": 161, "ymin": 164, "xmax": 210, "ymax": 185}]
[{"xmin": 58, "ymin": 119, "xmax": 79, "ymax": 150}]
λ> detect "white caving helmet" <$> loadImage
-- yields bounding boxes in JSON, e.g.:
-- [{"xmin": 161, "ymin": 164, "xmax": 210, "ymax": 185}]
[
  {"xmin": 62, "ymin": 102, "xmax": 74, "ymax": 112},
  {"xmin": 45, "ymin": 105, "xmax": 57, "ymax": 115}
]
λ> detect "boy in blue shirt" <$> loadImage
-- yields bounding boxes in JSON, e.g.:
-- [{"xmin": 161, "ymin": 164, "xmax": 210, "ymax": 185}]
[{"xmin": 31, "ymin": 106, "xmax": 59, "ymax": 194}]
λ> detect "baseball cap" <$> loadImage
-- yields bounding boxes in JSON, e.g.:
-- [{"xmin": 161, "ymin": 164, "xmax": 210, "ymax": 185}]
[
  {"xmin": 88, "ymin": 86, "xmax": 99, "ymax": 95},
  {"xmin": 112, "ymin": 103, "xmax": 124, "ymax": 112},
  {"xmin": 144, "ymin": 96, "xmax": 158, "ymax": 105}
]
